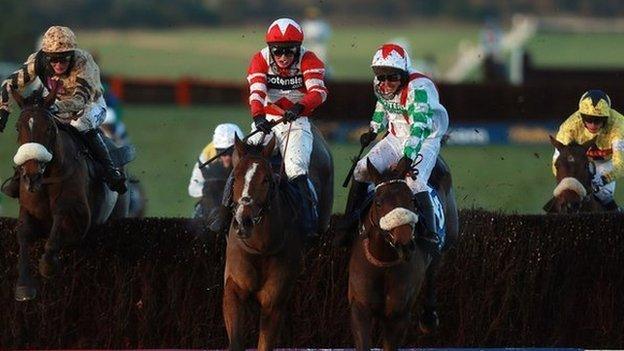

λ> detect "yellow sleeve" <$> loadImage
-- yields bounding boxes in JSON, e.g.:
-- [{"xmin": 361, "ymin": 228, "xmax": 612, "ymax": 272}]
[
  {"xmin": 198, "ymin": 142, "xmax": 217, "ymax": 164},
  {"xmin": 603, "ymin": 110, "xmax": 624, "ymax": 182}
]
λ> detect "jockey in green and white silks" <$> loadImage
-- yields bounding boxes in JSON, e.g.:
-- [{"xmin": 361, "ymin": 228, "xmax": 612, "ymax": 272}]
[{"xmin": 350, "ymin": 43, "xmax": 449, "ymax": 248}]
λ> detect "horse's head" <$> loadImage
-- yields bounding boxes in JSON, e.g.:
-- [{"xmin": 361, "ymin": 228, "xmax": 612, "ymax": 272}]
[
  {"xmin": 548, "ymin": 135, "xmax": 596, "ymax": 213},
  {"xmin": 231, "ymin": 135, "xmax": 276, "ymax": 238},
  {"xmin": 366, "ymin": 156, "xmax": 417, "ymax": 261},
  {"xmin": 11, "ymin": 86, "xmax": 59, "ymax": 193}
]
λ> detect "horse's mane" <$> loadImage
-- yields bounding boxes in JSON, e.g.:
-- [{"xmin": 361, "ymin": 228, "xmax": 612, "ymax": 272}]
[{"xmin": 241, "ymin": 141, "xmax": 268, "ymax": 157}]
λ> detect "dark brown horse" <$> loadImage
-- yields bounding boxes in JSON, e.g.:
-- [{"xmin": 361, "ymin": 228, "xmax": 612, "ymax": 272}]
[
  {"xmin": 10, "ymin": 88, "xmax": 128, "ymax": 301},
  {"xmin": 223, "ymin": 130, "xmax": 333, "ymax": 350},
  {"xmin": 348, "ymin": 156, "xmax": 458, "ymax": 350},
  {"xmin": 544, "ymin": 135, "xmax": 603, "ymax": 213}
]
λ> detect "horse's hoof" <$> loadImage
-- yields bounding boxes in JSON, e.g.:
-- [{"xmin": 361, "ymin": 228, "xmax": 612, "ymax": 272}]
[
  {"xmin": 15, "ymin": 285, "xmax": 37, "ymax": 301},
  {"xmin": 39, "ymin": 255, "xmax": 60, "ymax": 278},
  {"xmin": 418, "ymin": 309, "xmax": 439, "ymax": 334}
]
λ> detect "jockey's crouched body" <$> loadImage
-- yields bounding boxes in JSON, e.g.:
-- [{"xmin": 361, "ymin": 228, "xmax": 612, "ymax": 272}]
[
  {"xmin": 340, "ymin": 43, "xmax": 449, "ymax": 251},
  {"xmin": 0, "ymin": 26, "xmax": 126, "ymax": 197},
  {"xmin": 188, "ymin": 123, "xmax": 243, "ymax": 218},
  {"xmin": 208, "ymin": 18, "xmax": 328, "ymax": 239},
  {"xmin": 553, "ymin": 90, "xmax": 624, "ymax": 211}
]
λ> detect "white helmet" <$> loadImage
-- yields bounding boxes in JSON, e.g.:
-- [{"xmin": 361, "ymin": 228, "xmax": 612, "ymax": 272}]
[
  {"xmin": 213, "ymin": 123, "xmax": 243, "ymax": 150},
  {"xmin": 371, "ymin": 43, "xmax": 411, "ymax": 72}
]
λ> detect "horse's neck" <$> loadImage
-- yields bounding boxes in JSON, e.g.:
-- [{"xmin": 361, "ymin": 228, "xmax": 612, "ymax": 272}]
[
  {"xmin": 246, "ymin": 188, "xmax": 287, "ymax": 253},
  {"xmin": 367, "ymin": 226, "xmax": 399, "ymax": 262},
  {"xmin": 47, "ymin": 131, "xmax": 70, "ymax": 176}
]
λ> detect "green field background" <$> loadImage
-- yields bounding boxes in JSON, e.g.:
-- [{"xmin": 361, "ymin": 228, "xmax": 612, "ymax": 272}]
[{"xmin": 3, "ymin": 104, "xmax": 618, "ymax": 218}]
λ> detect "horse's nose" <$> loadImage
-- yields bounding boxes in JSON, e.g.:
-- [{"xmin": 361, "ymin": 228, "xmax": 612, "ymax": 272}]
[
  {"xmin": 240, "ymin": 196, "xmax": 252, "ymax": 205},
  {"xmin": 237, "ymin": 216, "xmax": 254, "ymax": 238},
  {"xmin": 24, "ymin": 173, "xmax": 42, "ymax": 192}
]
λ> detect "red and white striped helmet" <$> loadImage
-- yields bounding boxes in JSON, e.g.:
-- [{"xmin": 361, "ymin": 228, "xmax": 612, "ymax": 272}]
[
  {"xmin": 371, "ymin": 43, "xmax": 411, "ymax": 72},
  {"xmin": 266, "ymin": 18, "xmax": 304, "ymax": 44}
]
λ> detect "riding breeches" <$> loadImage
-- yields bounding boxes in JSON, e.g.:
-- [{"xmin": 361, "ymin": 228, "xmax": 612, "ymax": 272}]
[
  {"xmin": 354, "ymin": 133, "xmax": 442, "ymax": 193},
  {"xmin": 247, "ymin": 115, "xmax": 313, "ymax": 180},
  {"xmin": 594, "ymin": 159, "xmax": 616, "ymax": 204},
  {"xmin": 66, "ymin": 96, "xmax": 107, "ymax": 132}
]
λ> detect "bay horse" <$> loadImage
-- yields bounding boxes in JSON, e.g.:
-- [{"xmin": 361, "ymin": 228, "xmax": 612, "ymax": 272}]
[
  {"xmin": 222, "ymin": 130, "xmax": 333, "ymax": 350},
  {"xmin": 544, "ymin": 135, "xmax": 603, "ymax": 213},
  {"xmin": 348, "ymin": 156, "xmax": 459, "ymax": 350},
  {"xmin": 9, "ymin": 87, "xmax": 129, "ymax": 301}
]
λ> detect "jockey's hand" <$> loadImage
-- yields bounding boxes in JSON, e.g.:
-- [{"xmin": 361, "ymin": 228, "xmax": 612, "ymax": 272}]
[
  {"xmin": 591, "ymin": 175, "xmax": 608, "ymax": 192},
  {"xmin": 360, "ymin": 130, "xmax": 377, "ymax": 148},
  {"xmin": 0, "ymin": 109, "xmax": 9, "ymax": 133},
  {"xmin": 283, "ymin": 103, "xmax": 305, "ymax": 123},
  {"xmin": 254, "ymin": 115, "xmax": 272, "ymax": 134}
]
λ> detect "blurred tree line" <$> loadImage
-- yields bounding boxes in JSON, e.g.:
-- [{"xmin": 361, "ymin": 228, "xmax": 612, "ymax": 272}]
[{"xmin": 3, "ymin": 0, "xmax": 624, "ymax": 61}]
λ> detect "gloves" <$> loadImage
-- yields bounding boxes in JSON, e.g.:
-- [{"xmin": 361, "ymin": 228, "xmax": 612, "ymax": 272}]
[
  {"xmin": 591, "ymin": 175, "xmax": 608, "ymax": 192},
  {"xmin": 254, "ymin": 115, "xmax": 272, "ymax": 134},
  {"xmin": 0, "ymin": 109, "xmax": 9, "ymax": 133},
  {"xmin": 283, "ymin": 103, "xmax": 304, "ymax": 123},
  {"xmin": 359, "ymin": 129, "xmax": 377, "ymax": 148}
]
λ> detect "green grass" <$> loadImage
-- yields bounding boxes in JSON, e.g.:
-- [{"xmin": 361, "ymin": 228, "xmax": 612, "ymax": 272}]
[
  {"xmin": 3, "ymin": 104, "xmax": 621, "ymax": 218},
  {"xmin": 527, "ymin": 32, "xmax": 624, "ymax": 68},
  {"xmin": 77, "ymin": 21, "xmax": 479, "ymax": 81}
]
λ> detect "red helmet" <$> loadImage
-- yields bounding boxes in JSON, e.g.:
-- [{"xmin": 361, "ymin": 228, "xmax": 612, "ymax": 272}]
[{"xmin": 266, "ymin": 18, "xmax": 304, "ymax": 45}]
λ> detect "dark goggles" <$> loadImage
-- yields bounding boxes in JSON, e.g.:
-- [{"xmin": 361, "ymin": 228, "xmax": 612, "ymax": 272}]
[
  {"xmin": 46, "ymin": 53, "xmax": 73, "ymax": 64},
  {"xmin": 581, "ymin": 114, "xmax": 607, "ymax": 124},
  {"xmin": 216, "ymin": 148, "xmax": 234, "ymax": 156},
  {"xmin": 376, "ymin": 73, "xmax": 402, "ymax": 82},
  {"xmin": 270, "ymin": 46, "xmax": 298, "ymax": 57}
]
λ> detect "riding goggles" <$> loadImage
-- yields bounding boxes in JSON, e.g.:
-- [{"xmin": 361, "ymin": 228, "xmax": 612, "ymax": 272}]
[
  {"xmin": 270, "ymin": 46, "xmax": 298, "ymax": 57},
  {"xmin": 46, "ymin": 53, "xmax": 73, "ymax": 64},
  {"xmin": 376, "ymin": 73, "xmax": 402, "ymax": 82},
  {"xmin": 581, "ymin": 114, "xmax": 608, "ymax": 124}
]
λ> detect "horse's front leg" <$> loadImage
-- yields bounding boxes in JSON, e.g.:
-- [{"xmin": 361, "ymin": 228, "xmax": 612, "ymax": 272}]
[
  {"xmin": 350, "ymin": 300, "xmax": 373, "ymax": 351},
  {"xmin": 381, "ymin": 310, "xmax": 410, "ymax": 351},
  {"xmin": 14, "ymin": 209, "xmax": 39, "ymax": 301},
  {"xmin": 38, "ymin": 214, "xmax": 64, "ymax": 278},
  {"xmin": 257, "ymin": 265, "xmax": 294, "ymax": 351},
  {"xmin": 223, "ymin": 276, "xmax": 249, "ymax": 351},
  {"xmin": 257, "ymin": 301, "xmax": 287, "ymax": 351}
]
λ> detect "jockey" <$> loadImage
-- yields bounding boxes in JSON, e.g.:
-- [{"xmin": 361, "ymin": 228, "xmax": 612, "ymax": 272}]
[
  {"xmin": 553, "ymin": 90, "xmax": 624, "ymax": 211},
  {"xmin": 0, "ymin": 26, "xmax": 126, "ymax": 197},
  {"xmin": 188, "ymin": 123, "xmax": 242, "ymax": 217},
  {"xmin": 345, "ymin": 43, "xmax": 449, "ymax": 248},
  {"xmin": 208, "ymin": 18, "xmax": 328, "ymax": 237}
]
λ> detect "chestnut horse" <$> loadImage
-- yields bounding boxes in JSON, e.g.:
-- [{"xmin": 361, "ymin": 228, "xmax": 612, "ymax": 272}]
[
  {"xmin": 348, "ymin": 156, "xmax": 459, "ymax": 350},
  {"xmin": 544, "ymin": 135, "xmax": 603, "ymax": 213},
  {"xmin": 10, "ymin": 88, "xmax": 129, "ymax": 301},
  {"xmin": 222, "ymin": 130, "xmax": 333, "ymax": 350}
]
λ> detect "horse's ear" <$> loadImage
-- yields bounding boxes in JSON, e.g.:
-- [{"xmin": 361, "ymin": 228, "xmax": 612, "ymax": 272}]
[
  {"xmin": 262, "ymin": 136, "xmax": 276, "ymax": 158},
  {"xmin": 549, "ymin": 135, "xmax": 565, "ymax": 151},
  {"xmin": 43, "ymin": 82, "xmax": 60, "ymax": 109},
  {"xmin": 9, "ymin": 86, "xmax": 24, "ymax": 109},
  {"xmin": 543, "ymin": 197, "xmax": 557, "ymax": 213},
  {"xmin": 395, "ymin": 156, "xmax": 412, "ymax": 179},
  {"xmin": 581, "ymin": 136, "xmax": 598, "ymax": 150},
  {"xmin": 366, "ymin": 158, "xmax": 381, "ymax": 184},
  {"xmin": 233, "ymin": 134, "xmax": 246, "ymax": 158}
]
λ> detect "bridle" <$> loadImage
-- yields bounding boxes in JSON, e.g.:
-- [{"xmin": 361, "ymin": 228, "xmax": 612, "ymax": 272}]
[{"xmin": 361, "ymin": 179, "xmax": 416, "ymax": 267}]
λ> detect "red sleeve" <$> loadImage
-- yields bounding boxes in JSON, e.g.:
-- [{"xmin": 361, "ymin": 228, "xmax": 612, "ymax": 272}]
[
  {"xmin": 299, "ymin": 51, "xmax": 328, "ymax": 116},
  {"xmin": 247, "ymin": 51, "xmax": 268, "ymax": 118}
]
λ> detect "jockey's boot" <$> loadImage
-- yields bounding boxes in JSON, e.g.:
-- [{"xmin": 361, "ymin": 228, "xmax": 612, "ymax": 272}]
[
  {"xmin": 85, "ymin": 129, "xmax": 127, "ymax": 194},
  {"xmin": 291, "ymin": 174, "xmax": 318, "ymax": 241},
  {"xmin": 1, "ymin": 169, "xmax": 21, "ymax": 198},
  {"xmin": 413, "ymin": 191, "xmax": 441, "ymax": 255},
  {"xmin": 603, "ymin": 200, "xmax": 622, "ymax": 212},
  {"xmin": 208, "ymin": 171, "xmax": 234, "ymax": 234}
]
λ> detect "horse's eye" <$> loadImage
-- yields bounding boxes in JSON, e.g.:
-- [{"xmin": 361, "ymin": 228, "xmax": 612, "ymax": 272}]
[{"xmin": 375, "ymin": 200, "xmax": 382, "ymax": 207}]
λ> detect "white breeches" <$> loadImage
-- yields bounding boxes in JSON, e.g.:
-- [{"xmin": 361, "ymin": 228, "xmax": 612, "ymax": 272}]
[
  {"xmin": 247, "ymin": 115, "xmax": 313, "ymax": 180},
  {"xmin": 354, "ymin": 133, "xmax": 442, "ymax": 194},
  {"xmin": 593, "ymin": 159, "xmax": 616, "ymax": 204},
  {"xmin": 68, "ymin": 96, "xmax": 107, "ymax": 132}
]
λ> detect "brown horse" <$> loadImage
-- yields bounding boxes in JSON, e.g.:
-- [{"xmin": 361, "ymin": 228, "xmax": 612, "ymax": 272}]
[
  {"xmin": 348, "ymin": 156, "xmax": 458, "ymax": 350},
  {"xmin": 223, "ymin": 130, "xmax": 333, "ymax": 350},
  {"xmin": 10, "ymin": 87, "xmax": 129, "ymax": 301},
  {"xmin": 544, "ymin": 135, "xmax": 603, "ymax": 213}
]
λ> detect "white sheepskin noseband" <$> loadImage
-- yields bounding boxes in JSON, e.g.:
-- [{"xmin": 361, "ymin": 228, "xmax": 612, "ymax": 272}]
[
  {"xmin": 379, "ymin": 207, "xmax": 419, "ymax": 231},
  {"xmin": 13, "ymin": 142, "xmax": 53, "ymax": 166},
  {"xmin": 553, "ymin": 177, "xmax": 587, "ymax": 198}
]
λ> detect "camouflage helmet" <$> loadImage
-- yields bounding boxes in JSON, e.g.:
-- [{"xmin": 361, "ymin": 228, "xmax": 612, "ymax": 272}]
[
  {"xmin": 41, "ymin": 26, "xmax": 77, "ymax": 54},
  {"xmin": 578, "ymin": 90, "xmax": 611, "ymax": 118}
]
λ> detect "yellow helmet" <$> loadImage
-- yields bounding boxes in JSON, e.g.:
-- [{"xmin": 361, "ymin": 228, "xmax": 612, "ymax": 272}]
[
  {"xmin": 578, "ymin": 90, "xmax": 611, "ymax": 117},
  {"xmin": 41, "ymin": 26, "xmax": 77, "ymax": 54}
]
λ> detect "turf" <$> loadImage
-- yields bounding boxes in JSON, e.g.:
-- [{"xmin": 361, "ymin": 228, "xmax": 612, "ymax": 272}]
[
  {"xmin": 527, "ymin": 32, "xmax": 624, "ymax": 68},
  {"xmin": 2, "ymin": 104, "xmax": 618, "ymax": 218}
]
